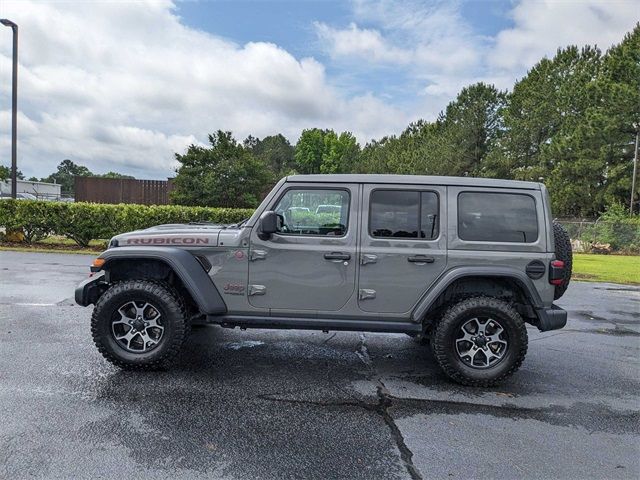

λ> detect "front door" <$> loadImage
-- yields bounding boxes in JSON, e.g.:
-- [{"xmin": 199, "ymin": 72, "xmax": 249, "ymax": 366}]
[
  {"xmin": 358, "ymin": 184, "xmax": 447, "ymax": 314},
  {"xmin": 248, "ymin": 184, "xmax": 359, "ymax": 312}
]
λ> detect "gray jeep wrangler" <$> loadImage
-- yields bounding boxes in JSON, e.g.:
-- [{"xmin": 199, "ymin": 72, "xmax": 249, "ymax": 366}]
[{"xmin": 76, "ymin": 174, "xmax": 572, "ymax": 386}]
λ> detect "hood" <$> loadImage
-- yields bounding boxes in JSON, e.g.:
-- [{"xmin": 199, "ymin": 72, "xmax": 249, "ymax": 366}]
[{"xmin": 111, "ymin": 223, "xmax": 229, "ymax": 248}]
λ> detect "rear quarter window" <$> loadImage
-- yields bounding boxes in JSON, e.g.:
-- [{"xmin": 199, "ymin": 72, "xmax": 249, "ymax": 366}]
[{"xmin": 458, "ymin": 192, "xmax": 538, "ymax": 243}]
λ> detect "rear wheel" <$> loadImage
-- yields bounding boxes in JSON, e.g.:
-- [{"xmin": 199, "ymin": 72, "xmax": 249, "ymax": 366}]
[
  {"xmin": 91, "ymin": 280, "xmax": 189, "ymax": 370},
  {"xmin": 431, "ymin": 296, "xmax": 528, "ymax": 386}
]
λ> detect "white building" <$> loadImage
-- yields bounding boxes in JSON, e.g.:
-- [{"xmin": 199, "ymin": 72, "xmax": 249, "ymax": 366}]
[{"xmin": 0, "ymin": 179, "xmax": 62, "ymax": 200}]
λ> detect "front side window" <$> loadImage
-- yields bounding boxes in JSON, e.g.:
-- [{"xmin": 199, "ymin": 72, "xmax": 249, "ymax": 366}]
[
  {"xmin": 273, "ymin": 188, "xmax": 349, "ymax": 236},
  {"xmin": 458, "ymin": 192, "xmax": 538, "ymax": 243},
  {"xmin": 369, "ymin": 190, "xmax": 439, "ymax": 239}
]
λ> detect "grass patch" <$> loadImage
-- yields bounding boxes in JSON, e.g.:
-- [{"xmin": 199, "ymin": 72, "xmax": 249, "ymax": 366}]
[
  {"xmin": 0, "ymin": 245, "xmax": 101, "ymax": 255},
  {"xmin": 0, "ymin": 236, "xmax": 104, "ymax": 255},
  {"xmin": 573, "ymin": 254, "xmax": 640, "ymax": 285},
  {"xmin": 39, "ymin": 236, "xmax": 107, "ymax": 249}
]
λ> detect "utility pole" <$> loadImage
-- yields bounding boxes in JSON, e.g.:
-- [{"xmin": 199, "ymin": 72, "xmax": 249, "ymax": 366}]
[
  {"xmin": 1, "ymin": 19, "xmax": 18, "ymax": 199},
  {"xmin": 632, "ymin": 126, "xmax": 639, "ymax": 214}
]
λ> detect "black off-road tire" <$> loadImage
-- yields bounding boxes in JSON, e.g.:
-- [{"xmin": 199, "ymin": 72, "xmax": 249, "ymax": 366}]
[
  {"xmin": 553, "ymin": 221, "xmax": 573, "ymax": 300},
  {"xmin": 431, "ymin": 296, "xmax": 528, "ymax": 387},
  {"xmin": 91, "ymin": 280, "xmax": 189, "ymax": 370}
]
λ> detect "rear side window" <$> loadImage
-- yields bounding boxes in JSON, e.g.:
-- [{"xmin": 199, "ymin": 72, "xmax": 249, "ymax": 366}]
[
  {"xmin": 458, "ymin": 192, "xmax": 538, "ymax": 243},
  {"xmin": 370, "ymin": 190, "xmax": 439, "ymax": 239}
]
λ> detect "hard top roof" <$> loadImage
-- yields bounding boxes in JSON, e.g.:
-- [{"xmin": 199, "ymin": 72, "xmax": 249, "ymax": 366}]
[{"xmin": 285, "ymin": 174, "xmax": 541, "ymax": 190}]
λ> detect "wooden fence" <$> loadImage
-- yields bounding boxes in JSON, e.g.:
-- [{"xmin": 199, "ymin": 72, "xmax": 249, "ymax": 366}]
[{"xmin": 74, "ymin": 177, "xmax": 173, "ymax": 205}]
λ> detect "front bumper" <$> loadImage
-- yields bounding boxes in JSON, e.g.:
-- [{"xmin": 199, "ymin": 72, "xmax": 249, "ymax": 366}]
[
  {"xmin": 536, "ymin": 304, "xmax": 568, "ymax": 331},
  {"xmin": 75, "ymin": 271, "xmax": 107, "ymax": 307}
]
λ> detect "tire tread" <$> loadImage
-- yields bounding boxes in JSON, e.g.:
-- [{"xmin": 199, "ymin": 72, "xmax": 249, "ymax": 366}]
[
  {"xmin": 553, "ymin": 221, "xmax": 573, "ymax": 300},
  {"xmin": 430, "ymin": 296, "xmax": 528, "ymax": 387},
  {"xmin": 91, "ymin": 280, "xmax": 189, "ymax": 370}
]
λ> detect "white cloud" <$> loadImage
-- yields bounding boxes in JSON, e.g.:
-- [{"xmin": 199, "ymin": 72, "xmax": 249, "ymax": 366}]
[
  {"xmin": 316, "ymin": 0, "xmax": 637, "ymax": 119},
  {"xmin": 314, "ymin": 22, "xmax": 412, "ymax": 63},
  {"xmin": 316, "ymin": 0, "xmax": 483, "ymax": 74},
  {"xmin": 490, "ymin": 0, "xmax": 640, "ymax": 71},
  {"xmin": 0, "ymin": 0, "xmax": 409, "ymax": 179},
  {"xmin": 313, "ymin": 0, "xmax": 488, "ymax": 117}
]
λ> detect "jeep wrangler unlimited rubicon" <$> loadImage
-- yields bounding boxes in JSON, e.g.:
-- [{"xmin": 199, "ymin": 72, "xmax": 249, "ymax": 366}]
[{"xmin": 76, "ymin": 175, "xmax": 572, "ymax": 386}]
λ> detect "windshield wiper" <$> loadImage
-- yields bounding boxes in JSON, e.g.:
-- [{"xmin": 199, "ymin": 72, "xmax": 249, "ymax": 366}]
[{"xmin": 227, "ymin": 218, "xmax": 249, "ymax": 229}]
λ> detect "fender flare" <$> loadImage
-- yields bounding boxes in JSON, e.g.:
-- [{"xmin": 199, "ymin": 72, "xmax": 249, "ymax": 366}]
[
  {"xmin": 411, "ymin": 266, "xmax": 543, "ymax": 323},
  {"xmin": 97, "ymin": 246, "xmax": 226, "ymax": 315}
]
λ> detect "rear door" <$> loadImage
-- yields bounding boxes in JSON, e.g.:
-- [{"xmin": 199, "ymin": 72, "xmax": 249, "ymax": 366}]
[{"xmin": 357, "ymin": 184, "xmax": 447, "ymax": 314}]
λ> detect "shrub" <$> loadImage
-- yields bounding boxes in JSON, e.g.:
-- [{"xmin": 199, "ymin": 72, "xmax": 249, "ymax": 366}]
[
  {"xmin": 597, "ymin": 204, "xmax": 640, "ymax": 253},
  {"xmin": 0, "ymin": 200, "xmax": 254, "ymax": 247},
  {"xmin": 574, "ymin": 204, "xmax": 640, "ymax": 254},
  {"xmin": 0, "ymin": 199, "xmax": 18, "ymax": 231},
  {"xmin": 55, "ymin": 203, "xmax": 121, "ymax": 247},
  {"xmin": 0, "ymin": 200, "xmax": 55, "ymax": 243}
]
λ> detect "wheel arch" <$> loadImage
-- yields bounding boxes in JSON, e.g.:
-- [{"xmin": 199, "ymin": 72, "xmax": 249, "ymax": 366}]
[
  {"xmin": 412, "ymin": 267, "xmax": 543, "ymax": 325},
  {"xmin": 96, "ymin": 247, "xmax": 226, "ymax": 315}
]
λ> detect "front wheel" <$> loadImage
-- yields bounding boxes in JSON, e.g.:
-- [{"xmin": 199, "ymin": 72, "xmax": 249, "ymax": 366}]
[
  {"xmin": 91, "ymin": 280, "xmax": 189, "ymax": 370},
  {"xmin": 431, "ymin": 296, "xmax": 528, "ymax": 386}
]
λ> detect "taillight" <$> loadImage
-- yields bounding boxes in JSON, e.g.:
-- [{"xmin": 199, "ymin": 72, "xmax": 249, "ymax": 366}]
[{"xmin": 549, "ymin": 260, "xmax": 565, "ymax": 285}]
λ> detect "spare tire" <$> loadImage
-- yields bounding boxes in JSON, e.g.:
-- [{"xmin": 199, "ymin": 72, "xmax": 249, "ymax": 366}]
[{"xmin": 553, "ymin": 222, "xmax": 573, "ymax": 299}]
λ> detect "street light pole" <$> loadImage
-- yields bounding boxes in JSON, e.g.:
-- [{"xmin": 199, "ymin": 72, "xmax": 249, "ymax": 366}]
[
  {"xmin": 1, "ymin": 19, "xmax": 18, "ymax": 199},
  {"xmin": 631, "ymin": 127, "xmax": 639, "ymax": 214}
]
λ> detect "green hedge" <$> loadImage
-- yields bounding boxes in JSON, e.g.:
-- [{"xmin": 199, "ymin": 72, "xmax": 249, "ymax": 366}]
[
  {"xmin": 0, "ymin": 200, "xmax": 254, "ymax": 247},
  {"xmin": 559, "ymin": 204, "xmax": 640, "ymax": 254}
]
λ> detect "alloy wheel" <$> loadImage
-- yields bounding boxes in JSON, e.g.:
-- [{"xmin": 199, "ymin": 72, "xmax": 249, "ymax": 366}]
[
  {"xmin": 111, "ymin": 301, "xmax": 165, "ymax": 353},
  {"xmin": 454, "ymin": 317, "xmax": 508, "ymax": 369}
]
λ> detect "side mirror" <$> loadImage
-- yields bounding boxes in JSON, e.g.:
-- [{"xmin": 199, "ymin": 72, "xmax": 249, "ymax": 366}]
[{"xmin": 258, "ymin": 211, "xmax": 278, "ymax": 239}]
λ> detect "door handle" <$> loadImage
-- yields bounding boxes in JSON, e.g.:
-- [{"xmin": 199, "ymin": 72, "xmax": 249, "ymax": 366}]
[
  {"xmin": 324, "ymin": 252, "xmax": 351, "ymax": 261},
  {"xmin": 407, "ymin": 255, "xmax": 435, "ymax": 264}
]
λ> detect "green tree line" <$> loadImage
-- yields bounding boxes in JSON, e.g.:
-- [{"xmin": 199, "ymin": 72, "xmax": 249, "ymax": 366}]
[{"xmin": 173, "ymin": 25, "xmax": 639, "ymax": 217}]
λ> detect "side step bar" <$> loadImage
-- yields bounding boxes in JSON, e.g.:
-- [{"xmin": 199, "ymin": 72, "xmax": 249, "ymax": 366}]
[{"xmin": 206, "ymin": 315, "xmax": 422, "ymax": 334}]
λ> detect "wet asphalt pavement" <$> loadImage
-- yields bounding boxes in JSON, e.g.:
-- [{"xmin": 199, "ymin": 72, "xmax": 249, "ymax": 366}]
[{"xmin": 0, "ymin": 250, "xmax": 639, "ymax": 479}]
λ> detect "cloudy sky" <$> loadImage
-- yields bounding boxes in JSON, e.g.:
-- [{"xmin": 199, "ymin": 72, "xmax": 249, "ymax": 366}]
[{"xmin": 0, "ymin": 0, "xmax": 637, "ymax": 179}]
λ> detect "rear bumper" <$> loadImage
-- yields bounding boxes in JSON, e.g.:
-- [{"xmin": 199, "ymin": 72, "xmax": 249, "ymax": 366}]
[
  {"xmin": 536, "ymin": 304, "xmax": 567, "ymax": 331},
  {"xmin": 75, "ymin": 271, "xmax": 106, "ymax": 307}
]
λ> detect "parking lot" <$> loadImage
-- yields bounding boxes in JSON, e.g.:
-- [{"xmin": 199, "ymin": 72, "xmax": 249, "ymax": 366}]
[{"xmin": 0, "ymin": 250, "xmax": 638, "ymax": 479}]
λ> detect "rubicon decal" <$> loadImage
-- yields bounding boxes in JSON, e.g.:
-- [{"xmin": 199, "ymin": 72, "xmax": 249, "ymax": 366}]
[{"xmin": 124, "ymin": 237, "xmax": 211, "ymax": 245}]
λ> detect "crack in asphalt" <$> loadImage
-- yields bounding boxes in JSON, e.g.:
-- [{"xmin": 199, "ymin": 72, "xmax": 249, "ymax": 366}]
[
  {"xmin": 355, "ymin": 333, "xmax": 372, "ymax": 366},
  {"xmin": 376, "ymin": 381, "xmax": 423, "ymax": 480},
  {"xmin": 258, "ymin": 333, "xmax": 424, "ymax": 480},
  {"xmin": 257, "ymin": 386, "xmax": 423, "ymax": 480},
  {"xmin": 354, "ymin": 334, "xmax": 421, "ymax": 478},
  {"xmin": 256, "ymin": 332, "xmax": 639, "ymax": 477},
  {"xmin": 322, "ymin": 332, "xmax": 337, "ymax": 345}
]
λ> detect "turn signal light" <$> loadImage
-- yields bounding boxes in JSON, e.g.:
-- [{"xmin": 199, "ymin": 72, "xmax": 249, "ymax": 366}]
[{"xmin": 90, "ymin": 258, "xmax": 105, "ymax": 272}]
